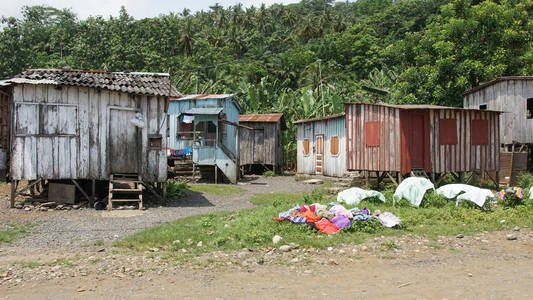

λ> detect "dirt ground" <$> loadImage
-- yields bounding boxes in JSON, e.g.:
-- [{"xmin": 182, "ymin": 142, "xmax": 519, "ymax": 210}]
[
  {"xmin": 1, "ymin": 230, "xmax": 532, "ymax": 299},
  {"xmin": 1, "ymin": 176, "xmax": 532, "ymax": 299}
]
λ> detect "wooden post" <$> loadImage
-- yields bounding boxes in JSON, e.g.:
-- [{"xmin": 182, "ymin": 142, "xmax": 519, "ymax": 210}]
[
  {"xmin": 215, "ymin": 165, "xmax": 218, "ymax": 184},
  {"xmin": 10, "ymin": 180, "xmax": 16, "ymax": 208},
  {"xmin": 459, "ymin": 172, "xmax": 465, "ymax": 183},
  {"xmin": 162, "ymin": 182, "xmax": 167, "ymax": 202},
  {"xmin": 364, "ymin": 171, "xmax": 369, "ymax": 186},
  {"xmin": 91, "ymin": 179, "xmax": 96, "ymax": 208}
]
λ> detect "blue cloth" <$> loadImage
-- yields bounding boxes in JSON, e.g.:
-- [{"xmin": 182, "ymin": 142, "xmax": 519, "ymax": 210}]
[{"xmin": 278, "ymin": 205, "xmax": 300, "ymax": 219}]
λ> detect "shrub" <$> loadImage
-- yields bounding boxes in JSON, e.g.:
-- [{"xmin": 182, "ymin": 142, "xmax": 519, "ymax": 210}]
[
  {"xmin": 166, "ymin": 181, "xmax": 187, "ymax": 199},
  {"xmin": 499, "ymin": 193, "xmax": 523, "ymax": 208},
  {"xmin": 516, "ymin": 172, "xmax": 533, "ymax": 189},
  {"xmin": 420, "ymin": 191, "xmax": 450, "ymax": 208},
  {"xmin": 346, "ymin": 219, "xmax": 383, "ymax": 234}
]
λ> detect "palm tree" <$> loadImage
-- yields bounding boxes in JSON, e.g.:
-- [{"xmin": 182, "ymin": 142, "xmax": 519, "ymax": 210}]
[{"xmin": 180, "ymin": 18, "xmax": 195, "ymax": 56}]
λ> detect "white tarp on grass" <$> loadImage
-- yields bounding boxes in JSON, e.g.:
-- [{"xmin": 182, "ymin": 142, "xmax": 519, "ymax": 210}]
[
  {"xmin": 337, "ymin": 187, "xmax": 386, "ymax": 205},
  {"xmin": 393, "ymin": 177, "xmax": 435, "ymax": 207}
]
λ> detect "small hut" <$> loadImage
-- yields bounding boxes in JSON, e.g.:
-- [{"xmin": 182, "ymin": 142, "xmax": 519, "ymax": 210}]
[
  {"xmin": 2, "ymin": 69, "xmax": 180, "ymax": 208},
  {"xmin": 294, "ymin": 113, "xmax": 346, "ymax": 177},
  {"xmin": 463, "ymin": 76, "xmax": 533, "ymax": 184},
  {"xmin": 239, "ymin": 113, "xmax": 285, "ymax": 174},
  {"xmin": 167, "ymin": 94, "xmax": 241, "ymax": 183},
  {"xmin": 345, "ymin": 103, "xmax": 501, "ymax": 185}
]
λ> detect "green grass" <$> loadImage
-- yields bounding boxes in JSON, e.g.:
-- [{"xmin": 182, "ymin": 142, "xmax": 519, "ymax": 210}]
[
  {"xmin": 116, "ymin": 189, "xmax": 533, "ymax": 256},
  {"xmin": 13, "ymin": 258, "xmax": 77, "ymax": 268},
  {"xmin": 0, "ymin": 223, "xmax": 35, "ymax": 245},
  {"xmin": 187, "ymin": 184, "xmax": 245, "ymax": 195}
]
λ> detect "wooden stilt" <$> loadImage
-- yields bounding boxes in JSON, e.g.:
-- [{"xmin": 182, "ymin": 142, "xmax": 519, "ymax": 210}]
[
  {"xmin": 10, "ymin": 180, "xmax": 16, "ymax": 208},
  {"xmin": 91, "ymin": 179, "xmax": 96, "ymax": 207},
  {"xmin": 215, "ymin": 165, "xmax": 218, "ymax": 184},
  {"xmin": 162, "ymin": 182, "xmax": 167, "ymax": 203},
  {"xmin": 459, "ymin": 172, "xmax": 465, "ymax": 183}
]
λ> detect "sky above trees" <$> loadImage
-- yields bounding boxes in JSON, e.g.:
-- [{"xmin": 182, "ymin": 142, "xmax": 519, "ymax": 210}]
[{"xmin": 3, "ymin": 0, "xmax": 303, "ymax": 19}]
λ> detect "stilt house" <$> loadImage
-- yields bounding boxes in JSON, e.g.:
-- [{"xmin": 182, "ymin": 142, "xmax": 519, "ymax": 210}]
[
  {"xmin": 463, "ymin": 77, "xmax": 533, "ymax": 184},
  {"xmin": 239, "ymin": 113, "xmax": 285, "ymax": 174},
  {"xmin": 2, "ymin": 69, "xmax": 180, "ymax": 207},
  {"xmin": 345, "ymin": 103, "xmax": 501, "ymax": 185},
  {"xmin": 167, "ymin": 94, "xmax": 241, "ymax": 183}
]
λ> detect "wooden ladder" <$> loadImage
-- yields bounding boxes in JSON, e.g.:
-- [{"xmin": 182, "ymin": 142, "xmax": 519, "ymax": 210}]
[{"xmin": 107, "ymin": 174, "xmax": 143, "ymax": 210}]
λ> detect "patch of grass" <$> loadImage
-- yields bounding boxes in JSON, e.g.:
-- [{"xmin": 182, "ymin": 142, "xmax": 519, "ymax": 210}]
[
  {"xmin": 381, "ymin": 241, "xmax": 401, "ymax": 251},
  {"xmin": 116, "ymin": 189, "xmax": 533, "ymax": 256},
  {"xmin": 187, "ymin": 184, "xmax": 245, "ymax": 196},
  {"xmin": 13, "ymin": 261, "xmax": 41, "ymax": 268},
  {"xmin": 0, "ymin": 223, "xmax": 35, "ymax": 245},
  {"xmin": 263, "ymin": 170, "xmax": 276, "ymax": 177},
  {"xmin": 13, "ymin": 258, "xmax": 77, "ymax": 268},
  {"xmin": 427, "ymin": 242, "xmax": 442, "ymax": 249},
  {"xmin": 89, "ymin": 258, "xmax": 101, "ymax": 264},
  {"xmin": 93, "ymin": 240, "xmax": 104, "ymax": 247}
]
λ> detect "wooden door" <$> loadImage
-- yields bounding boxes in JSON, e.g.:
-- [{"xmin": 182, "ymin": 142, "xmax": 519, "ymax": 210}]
[
  {"xmin": 315, "ymin": 135, "xmax": 324, "ymax": 174},
  {"xmin": 109, "ymin": 108, "xmax": 138, "ymax": 174},
  {"xmin": 253, "ymin": 129, "xmax": 264, "ymax": 163},
  {"xmin": 410, "ymin": 113, "xmax": 425, "ymax": 168}
]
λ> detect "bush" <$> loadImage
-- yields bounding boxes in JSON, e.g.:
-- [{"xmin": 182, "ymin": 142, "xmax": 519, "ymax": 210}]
[
  {"xmin": 516, "ymin": 172, "xmax": 533, "ymax": 189},
  {"xmin": 346, "ymin": 219, "xmax": 383, "ymax": 234},
  {"xmin": 420, "ymin": 191, "xmax": 450, "ymax": 208},
  {"xmin": 499, "ymin": 193, "xmax": 523, "ymax": 208},
  {"xmin": 166, "ymin": 181, "xmax": 187, "ymax": 199}
]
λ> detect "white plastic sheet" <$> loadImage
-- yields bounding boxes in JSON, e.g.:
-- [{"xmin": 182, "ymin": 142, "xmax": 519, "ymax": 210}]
[
  {"xmin": 130, "ymin": 112, "xmax": 145, "ymax": 128},
  {"xmin": 456, "ymin": 189, "xmax": 494, "ymax": 208},
  {"xmin": 436, "ymin": 184, "xmax": 480, "ymax": 199},
  {"xmin": 337, "ymin": 187, "xmax": 386, "ymax": 205},
  {"xmin": 393, "ymin": 177, "xmax": 435, "ymax": 207}
]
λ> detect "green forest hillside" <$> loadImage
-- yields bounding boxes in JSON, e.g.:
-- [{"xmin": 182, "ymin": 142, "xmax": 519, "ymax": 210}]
[{"xmin": 1, "ymin": 0, "xmax": 531, "ymax": 166}]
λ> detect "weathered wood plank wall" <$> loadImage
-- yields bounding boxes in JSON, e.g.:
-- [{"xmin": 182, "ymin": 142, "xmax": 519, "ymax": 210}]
[
  {"xmin": 10, "ymin": 84, "xmax": 167, "ymax": 182},
  {"xmin": 239, "ymin": 121, "xmax": 282, "ymax": 171},
  {"xmin": 463, "ymin": 78, "xmax": 533, "ymax": 145}
]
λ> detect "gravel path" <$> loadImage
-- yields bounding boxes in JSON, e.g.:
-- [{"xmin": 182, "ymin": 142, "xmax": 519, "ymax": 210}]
[{"xmin": 5, "ymin": 175, "xmax": 315, "ymax": 249}]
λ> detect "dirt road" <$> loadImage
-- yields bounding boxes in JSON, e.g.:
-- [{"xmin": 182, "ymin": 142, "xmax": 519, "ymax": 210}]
[{"xmin": 1, "ymin": 230, "xmax": 532, "ymax": 299}]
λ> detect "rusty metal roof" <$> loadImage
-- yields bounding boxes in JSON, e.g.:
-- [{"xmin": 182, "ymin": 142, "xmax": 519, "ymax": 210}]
[
  {"xmin": 294, "ymin": 112, "xmax": 346, "ymax": 124},
  {"xmin": 239, "ymin": 113, "xmax": 283, "ymax": 123},
  {"xmin": 463, "ymin": 76, "xmax": 533, "ymax": 96},
  {"xmin": 8, "ymin": 69, "xmax": 181, "ymax": 97},
  {"xmin": 344, "ymin": 102, "xmax": 502, "ymax": 113}
]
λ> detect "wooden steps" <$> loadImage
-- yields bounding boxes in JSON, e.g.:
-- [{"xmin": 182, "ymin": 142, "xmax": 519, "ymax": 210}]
[{"xmin": 107, "ymin": 174, "xmax": 143, "ymax": 210}]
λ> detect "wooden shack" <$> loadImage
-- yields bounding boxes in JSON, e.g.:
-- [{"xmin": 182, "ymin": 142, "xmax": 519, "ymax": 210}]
[
  {"xmin": 345, "ymin": 103, "xmax": 501, "ymax": 185},
  {"xmin": 463, "ymin": 76, "xmax": 533, "ymax": 184},
  {"xmin": 167, "ymin": 94, "xmax": 241, "ymax": 183},
  {"xmin": 295, "ymin": 113, "xmax": 346, "ymax": 177},
  {"xmin": 0, "ymin": 81, "xmax": 10, "ymax": 181},
  {"xmin": 239, "ymin": 113, "xmax": 285, "ymax": 174},
  {"xmin": 3, "ymin": 69, "xmax": 180, "ymax": 207},
  {"xmin": 463, "ymin": 76, "xmax": 533, "ymax": 146}
]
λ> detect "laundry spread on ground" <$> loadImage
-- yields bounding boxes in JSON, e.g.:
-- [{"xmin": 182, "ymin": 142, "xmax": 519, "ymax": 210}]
[
  {"xmin": 499, "ymin": 187, "xmax": 523, "ymax": 200},
  {"xmin": 273, "ymin": 202, "xmax": 401, "ymax": 234},
  {"xmin": 436, "ymin": 184, "xmax": 495, "ymax": 208},
  {"xmin": 393, "ymin": 177, "xmax": 435, "ymax": 207}
]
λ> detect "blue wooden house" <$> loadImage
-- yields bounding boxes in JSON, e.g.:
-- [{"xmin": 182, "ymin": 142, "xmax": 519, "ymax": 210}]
[{"xmin": 168, "ymin": 94, "xmax": 241, "ymax": 183}]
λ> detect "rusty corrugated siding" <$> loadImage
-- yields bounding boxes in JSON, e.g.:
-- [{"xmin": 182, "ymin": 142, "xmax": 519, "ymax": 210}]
[
  {"xmin": 345, "ymin": 103, "xmax": 500, "ymax": 174},
  {"xmin": 239, "ymin": 113, "xmax": 283, "ymax": 123}
]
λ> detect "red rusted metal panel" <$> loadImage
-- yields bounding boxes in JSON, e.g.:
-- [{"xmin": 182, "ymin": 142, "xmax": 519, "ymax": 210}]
[
  {"xmin": 439, "ymin": 118, "xmax": 457, "ymax": 145},
  {"xmin": 471, "ymin": 119, "xmax": 489, "ymax": 145},
  {"xmin": 365, "ymin": 122, "xmax": 380, "ymax": 146},
  {"xmin": 239, "ymin": 113, "xmax": 283, "ymax": 123}
]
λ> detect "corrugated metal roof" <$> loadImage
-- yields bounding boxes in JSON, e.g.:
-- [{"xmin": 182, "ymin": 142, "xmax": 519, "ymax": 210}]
[
  {"xmin": 172, "ymin": 94, "xmax": 235, "ymax": 101},
  {"xmin": 7, "ymin": 69, "xmax": 181, "ymax": 97},
  {"xmin": 239, "ymin": 113, "xmax": 283, "ymax": 123},
  {"xmin": 463, "ymin": 76, "xmax": 533, "ymax": 96},
  {"xmin": 344, "ymin": 102, "xmax": 502, "ymax": 113},
  {"xmin": 184, "ymin": 107, "xmax": 224, "ymax": 115},
  {"xmin": 0, "ymin": 81, "xmax": 11, "ymax": 86},
  {"xmin": 294, "ymin": 112, "xmax": 346, "ymax": 124}
]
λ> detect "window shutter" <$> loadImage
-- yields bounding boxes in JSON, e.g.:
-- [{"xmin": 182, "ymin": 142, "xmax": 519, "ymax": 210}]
[
  {"xmin": 303, "ymin": 139, "xmax": 310, "ymax": 155},
  {"xmin": 330, "ymin": 136, "xmax": 339, "ymax": 155}
]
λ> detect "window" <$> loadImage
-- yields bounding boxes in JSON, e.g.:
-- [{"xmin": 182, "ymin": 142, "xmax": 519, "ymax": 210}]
[
  {"xmin": 330, "ymin": 136, "xmax": 339, "ymax": 155},
  {"xmin": 471, "ymin": 120, "xmax": 489, "ymax": 145},
  {"xmin": 148, "ymin": 135, "xmax": 162, "ymax": 150},
  {"xmin": 527, "ymin": 98, "xmax": 533, "ymax": 119},
  {"xmin": 479, "ymin": 104, "xmax": 487, "ymax": 110},
  {"xmin": 177, "ymin": 114, "xmax": 194, "ymax": 139},
  {"xmin": 303, "ymin": 139, "xmax": 310, "ymax": 156},
  {"xmin": 365, "ymin": 122, "xmax": 380, "ymax": 147},
  {"xmin": 15, "ymin": 103, "xmax": 78, "ymax": 136},
  {"xmin": 439, "ymin": 119, "xmax": 457, "ymax": 145}
]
